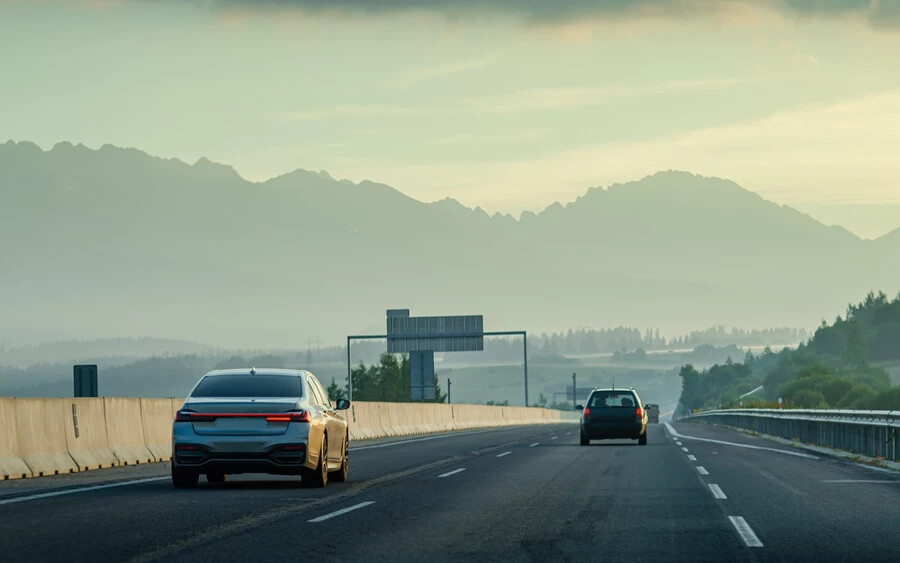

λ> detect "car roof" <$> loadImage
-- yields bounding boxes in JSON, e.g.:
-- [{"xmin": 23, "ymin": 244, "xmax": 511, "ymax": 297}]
[{"xmin": 203, "ymin": 368, "xmax": 310, "ymax": 378}]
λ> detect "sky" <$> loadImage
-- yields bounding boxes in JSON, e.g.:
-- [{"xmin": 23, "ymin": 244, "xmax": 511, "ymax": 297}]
[{"xmin": 1, "ymin": 0, "xmax": 899, "ymax": 238}]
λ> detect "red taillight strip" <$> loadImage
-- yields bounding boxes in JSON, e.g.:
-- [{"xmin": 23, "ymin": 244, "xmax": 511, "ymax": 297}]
[{"xmin": 186, "ymin": 412, "xmax": 310, "ymax": 422}]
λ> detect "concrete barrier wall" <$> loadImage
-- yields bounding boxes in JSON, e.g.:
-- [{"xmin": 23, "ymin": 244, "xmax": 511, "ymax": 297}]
[
  {"xmin": 104, "ymin": 398, "xmax": 155, "ymax": 465},
  {"xmin": 0, "ymin": 397, "xmax": 32, "ymax": 479},
  {"xmin": 0, "ymin": 397, "xmax": 573, "ymax": 479},
  {"xmin": 141, "ymin": 398, "xmax": 177, "ymax": 462},
  {"xmin": 64, "ymin": 398, "xmax": 118, "ymax": 471},
  {"xmin": 14, "ymin": 398, "xmax": 79, "ymax": 476}
]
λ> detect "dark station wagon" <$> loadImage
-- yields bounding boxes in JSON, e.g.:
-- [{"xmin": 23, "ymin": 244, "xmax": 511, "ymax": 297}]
[{"xmin": 577, "ymin": 388, "xmax": 648, "ymax": 445}]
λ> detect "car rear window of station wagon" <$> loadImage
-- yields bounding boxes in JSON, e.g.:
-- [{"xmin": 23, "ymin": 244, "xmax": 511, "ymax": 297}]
[{"xmin": 589, "ymin": 392, "xmax": 637, "ymax": 408}]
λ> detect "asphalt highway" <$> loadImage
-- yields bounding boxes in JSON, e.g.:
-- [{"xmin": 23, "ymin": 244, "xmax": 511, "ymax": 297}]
[{"xmin": 1, "ymin": 422, "xmax": 898, "ymax": 562}]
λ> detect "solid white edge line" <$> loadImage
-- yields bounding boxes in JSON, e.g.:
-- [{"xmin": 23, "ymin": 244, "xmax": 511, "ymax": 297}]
[
  {"xmin": 728, "ymin": 516, "xmax": 764, "ymax": 547},
  {"xmin": 438, "ymin": 468, "xmax": 466, "ymax": 478},
  {"xmin": 708, "ymin": 484, "xmax": 727, "ymax": 499},
  {"xmin": 308, "ymin": 501, "xmax": 375, "ymax": 523},
  {"xmin": 664, "ymin": 422, "xmax": 818, "ymax": 460},
  {"xmin": 496, "ymin": 451, "xmax": 512, "ymax": 458},
  {"xmin": 529, "ymin": 443, "xmax": 540, "ymax": 447},
  {"xmin": 0, "ymin": 477, "xmax": 169, "ymax": 506},
  {"xmin": 687, "ymin": 455, "xmax": 697, "ymax": 461},
  {"xmin": 697, "ymin": 466, "xmax": 709, "ymax": 475}
]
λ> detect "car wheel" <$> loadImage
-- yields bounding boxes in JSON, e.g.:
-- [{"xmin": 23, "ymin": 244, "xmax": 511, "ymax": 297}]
[
  {"xmin": 329, "ymin": 434, "xmax": 349, "ymax": 483},
  {"xmin": 206, "ymin": 472, "xmax": 227, "ymax": 484},
  {"xmin": 303, "ymin": 439, "xmax": 328, "ymax": 488},
  {"xmin": 638, "ymin": 432, "xmax": 648, "ymax": 445},
  {"xmin": 580, "ymin": 431, "xmax": 590, "ymax": 446},
  {"xmin": 172, "ymin": 465, "xmax": 199, "ymax": 489}
]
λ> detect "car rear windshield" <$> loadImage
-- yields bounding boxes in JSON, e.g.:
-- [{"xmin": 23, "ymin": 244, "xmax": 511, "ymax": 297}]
[
  {"xmin": 589, "ymin": 391, "xmax": 637, "ymax": 408},
  {"xmin": 190, "ymin": 375, "xmax": 304, "ymax": 398}
]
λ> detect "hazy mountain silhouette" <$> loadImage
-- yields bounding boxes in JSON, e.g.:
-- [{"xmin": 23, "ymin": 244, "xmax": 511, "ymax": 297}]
[{"xmin": 1, "ymin": 140, "xmax": 897, "ymax": 348}]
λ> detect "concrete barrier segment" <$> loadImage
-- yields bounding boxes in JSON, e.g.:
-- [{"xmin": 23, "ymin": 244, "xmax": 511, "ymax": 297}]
[
  {"xmin": 104, "ymin": 397, "xmax": 154, "ymax": 465},
  {"xmin": 14, "ymin": 398, "xmax": 79, "ymax": 476},
  {"xmin": 64, "ymin": 398, "xmax": 119, "ymax": 471},
  {"xmin": 0, "ymin": 397, "xmax": 32, "ymax": 479}
]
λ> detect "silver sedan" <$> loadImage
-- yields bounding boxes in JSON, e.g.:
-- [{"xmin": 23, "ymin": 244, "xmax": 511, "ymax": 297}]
[{"xmin": 171, "ymin": 368, "xmax": 350, "ymax": 488}]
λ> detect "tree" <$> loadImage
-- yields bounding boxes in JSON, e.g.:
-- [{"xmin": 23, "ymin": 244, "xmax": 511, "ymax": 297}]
[{"xmin": 326, "ymin": 377, "xmax": 346, "ymax": 402}]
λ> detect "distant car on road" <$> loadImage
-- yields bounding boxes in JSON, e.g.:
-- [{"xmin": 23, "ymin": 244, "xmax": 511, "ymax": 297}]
[
  {"xmin": 171, "ymin": 368, "xmax": 351, "ymax": 488},
  {"xmin": 645, "ymin": 403, "xmax": 660, "ymax": 423},
  {"xmin": 577, "ymin": 388, "xmax": 648, "ymax": 445}
]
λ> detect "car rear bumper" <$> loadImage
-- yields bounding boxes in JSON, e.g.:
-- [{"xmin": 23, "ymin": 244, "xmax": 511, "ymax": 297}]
[
  {"xmin": 581, "ymin": 421, "xmax": 645, "ymax": 439},
  {"xmin": 172, "ymin": 443, "xmax": 309, "ymax": 474},
  {"xmin": 172, "ymin": 421, "xmax": 313, "ymax": 474}
]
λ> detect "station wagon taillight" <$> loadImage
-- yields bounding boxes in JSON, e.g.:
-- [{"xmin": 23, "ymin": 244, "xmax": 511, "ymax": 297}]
[
  {"xmin": 583, "ymin": 407, "xmax": 591, "ymax": 419},
  {"xmin": 636, "ymin": 407, "xmax": 643, "ymax": 421}
]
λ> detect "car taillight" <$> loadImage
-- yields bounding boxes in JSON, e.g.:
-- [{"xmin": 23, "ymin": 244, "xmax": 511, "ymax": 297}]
[
  {"xmin": 636, "ymin": 407, "xmax": 643, "ymax": 421},
  {"xmin": 583, "ymin": 407, "xmax": 591, "ymax": 419},
  {"xmin": 176, "ymin": 411, "xmax": 311, "ymax": 422},
  {"xmin": 287, "ymin": 410, "xmax": 311, "ymax": 423},
  {"xmin": 174, "ymin": 409, "xmax": 194, "ymax": 422}
]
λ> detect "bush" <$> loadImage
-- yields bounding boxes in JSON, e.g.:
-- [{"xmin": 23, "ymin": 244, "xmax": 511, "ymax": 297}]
[{"xmin": 790, "ymin": 390, "xmax": 828, "ymax": 409}]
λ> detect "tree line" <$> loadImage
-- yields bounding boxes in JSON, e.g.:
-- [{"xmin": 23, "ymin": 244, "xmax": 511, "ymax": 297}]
[{"xmin": 678, "ymin": 291, "xmax": 900, "ymax": 412}]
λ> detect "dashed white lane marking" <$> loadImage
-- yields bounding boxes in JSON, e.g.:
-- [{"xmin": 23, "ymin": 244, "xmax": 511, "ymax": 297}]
[
  {"xmin": 697, "ymin": 466, "xmax": 709, "ymax": 475},
  {"xmin": 496, "ymin": 451, "xmax": 512, "ymax": 458},
  {"xmin": 709, "ymin": 484, "xmax": 727, "ymax": 499},
  {"xmin": 0, "ymin": 477, "xmax": 168, "ymax": 506},
  {"xmin": 566, "ymin": 432, "xmax": 572, "ymax": 435},
  {"xmin": 438, "ymin": 468, "xmax": 466, "ymax": 478},
  {"xmin": 551, "ymin": 436, "xmax": 558, "ymax": 440},
  {"xmin": 664, "ymin": 423, "xmax": 818, "ymax": 459},
  {"xmin": 687, "ymin": 455, "xmax": 697, "ymax": 461},
  {"xmin": 823, "ymin": 479, "xmax": 900, "ymax": 484},
  {"xmin": 675, "ymin": 441, "xmax": 683, "ymax": 446},
  {"xmin": 529, "ymin": 442, "xmax": 539, "ymax": 447},
  {"xmin": 308, "ymin": 501, "xmax": 375, "ymax": 523},
  {"xmin": 681, "ymin": 447, "xmax": 690, "ymax": 452},
  {"xmin": 729, "ymin": 516, "xmax": 764, "ymax": 547}
]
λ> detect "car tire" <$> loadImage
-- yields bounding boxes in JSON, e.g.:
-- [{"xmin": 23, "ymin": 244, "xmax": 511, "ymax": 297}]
[
  {"xmin": 638, "ymin": 432, "xmax": 647, "ymax": 445},
  {"xmin": 172, "ymin": 466, "xmax": 199, "ymax": 489},
  {"xmin": 303, "ymin": 439, "xmax": 328, "ymax": 488},
  {"xmin": 580, "ymin": 431, "xmax": 590, "ymax": 446},
  {"xmin": 206, "ymin": 472, "xmax": 227, "ymax": 484},
  {"xmin": 329, "ymin": 434, "xmax": 349, "ymax": 483}
]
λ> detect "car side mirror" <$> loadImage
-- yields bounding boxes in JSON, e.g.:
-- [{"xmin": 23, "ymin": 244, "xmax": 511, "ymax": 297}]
[
  {"xmin": 576, "ymin": 404, "xmax": 584, "ymax": 411},
  {"xmin": 335, "ymin": 399, "xmax": 351, "ymax": 410}
]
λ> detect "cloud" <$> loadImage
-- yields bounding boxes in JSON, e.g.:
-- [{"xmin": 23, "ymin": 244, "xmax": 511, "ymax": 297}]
[
  {"xmin": 395, "ymin": 52, "xmax": 506, "ymax": 89},
  {"xmin": 211, "ymin": 1, "xmax": 900, "ymax": 30},
  {"xmin": 326, "ymin": 89, "xmax": 900, "ymax": 214},
  {"xmin": 277, "ymin": 77, "xmax": 745, "ymax": 121}
]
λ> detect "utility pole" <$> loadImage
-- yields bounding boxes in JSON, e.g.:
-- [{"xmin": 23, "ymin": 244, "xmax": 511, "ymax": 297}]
[
  {"xmin": 447, "ymin": 378, "xmax": 452, "ymax": 404},
  {"xmin": 572, "ymin": 372, "xmax": 577, "ymax": 410}
]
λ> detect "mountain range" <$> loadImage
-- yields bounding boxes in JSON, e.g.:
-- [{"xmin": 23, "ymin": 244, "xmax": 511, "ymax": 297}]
[{"xmin": 1, "ymin": 140, "xmax": 897, "ymax": 348}]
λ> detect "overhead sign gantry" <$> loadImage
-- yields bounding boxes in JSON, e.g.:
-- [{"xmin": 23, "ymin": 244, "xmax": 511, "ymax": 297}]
[{"xmin": 346, "ymin": 310, "xmax": 529, "ymax": 405}]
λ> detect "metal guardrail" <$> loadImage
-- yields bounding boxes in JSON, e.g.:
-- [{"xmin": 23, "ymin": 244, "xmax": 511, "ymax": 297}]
[{"xmin": 683, "ymin": 408, "xmax": 898, "ymax": 462}]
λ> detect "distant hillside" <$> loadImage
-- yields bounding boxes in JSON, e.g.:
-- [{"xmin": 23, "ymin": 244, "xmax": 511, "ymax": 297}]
[
  {"xmin": 1, "ymin": 140, "xmax": 898, "ymax": 348},
  {"xmin": 0, "ymin": 337, "xmax": 213, "ymax": 367}
]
